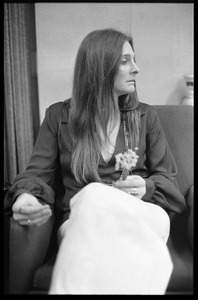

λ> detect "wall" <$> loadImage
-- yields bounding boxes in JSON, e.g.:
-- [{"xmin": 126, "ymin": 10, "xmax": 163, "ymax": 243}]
[
  {"xmin": 131, "ymin": 3, "xmax": 193, "ymax": 106},
  {"xmin": 35, "ymin": 3, "xmax": 193, "ymax": 123}
]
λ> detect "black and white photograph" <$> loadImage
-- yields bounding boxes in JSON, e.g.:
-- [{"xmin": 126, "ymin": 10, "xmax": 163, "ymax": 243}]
[{"xmin": 4, "ymin": 2, "xmax": 194, "ymax": 295}]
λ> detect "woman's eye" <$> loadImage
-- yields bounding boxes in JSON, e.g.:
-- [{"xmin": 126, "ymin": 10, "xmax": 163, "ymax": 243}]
[{"xmin": 121, "ymin": 59, "xmax": 128, "ymax": 65}]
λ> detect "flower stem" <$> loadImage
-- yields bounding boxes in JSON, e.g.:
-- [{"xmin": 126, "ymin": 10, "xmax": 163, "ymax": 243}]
[{"xmin": 122, "ymin": 169, "xmax": 130, "ymax": 180}]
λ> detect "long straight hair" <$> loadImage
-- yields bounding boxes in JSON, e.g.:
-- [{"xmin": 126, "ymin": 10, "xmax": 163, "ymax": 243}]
[{"xmin": 67, "ymin": 29, "xmax": 141, "ymax": 184}]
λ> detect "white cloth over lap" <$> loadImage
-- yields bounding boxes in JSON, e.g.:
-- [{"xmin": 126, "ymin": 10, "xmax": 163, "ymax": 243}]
[{"xmin": 49, "ymin": 182, "xmax": 173, "ymax": 295}]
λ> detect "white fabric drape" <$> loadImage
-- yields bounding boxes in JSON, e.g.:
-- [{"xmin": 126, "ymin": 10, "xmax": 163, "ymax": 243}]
[{"xmin": 49, "ymin": 183, "xmax": 173, "ymax": 295}]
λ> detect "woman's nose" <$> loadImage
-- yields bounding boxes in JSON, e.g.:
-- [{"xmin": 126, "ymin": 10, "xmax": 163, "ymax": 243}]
[{"xmin": 130, "ymin": 61, "xmax": 140, "ymax": 74}]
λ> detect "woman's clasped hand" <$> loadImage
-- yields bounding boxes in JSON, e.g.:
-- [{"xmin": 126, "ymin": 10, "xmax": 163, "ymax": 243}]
[{"xmin": 12, "ymin": 193, "xmax": 52, "ymax": 226}]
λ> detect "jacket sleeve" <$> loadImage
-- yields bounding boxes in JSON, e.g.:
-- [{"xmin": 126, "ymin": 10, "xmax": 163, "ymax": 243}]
[
  {"xmin": 141, "ymin": 108, "xmax": 186, "ymax": 214},
  {"xmin": 4, "ymin": 104, "xmax": 61, "ymax": 216}
]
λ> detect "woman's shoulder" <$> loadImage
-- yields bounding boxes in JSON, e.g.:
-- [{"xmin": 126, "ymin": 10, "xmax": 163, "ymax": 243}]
[
  {"xmin": 48, "ymin": 99, "xmax": 70, "ymax": 114},
  {"xmin": 42, "ymin": 99, "xmax": 71, "ymax": 131},
  {"xmin": 47, "ymin": 99, "xmax": 71, "ymax": 121},
  {"xmin": 139, "ymin": 102, "xmax": 157, "ymax": 116},
  {"xmin": 138, "ymin": 102, "xmax": 160, "ymax": 128}
]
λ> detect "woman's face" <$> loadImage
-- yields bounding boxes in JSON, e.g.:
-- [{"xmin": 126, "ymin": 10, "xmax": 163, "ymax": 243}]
[{"xmin": 113, "ymin": 41, "xmax": 139, "ymax": 99}]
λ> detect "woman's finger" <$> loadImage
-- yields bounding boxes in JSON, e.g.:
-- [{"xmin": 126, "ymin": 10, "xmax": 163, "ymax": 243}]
[
  {"xmin": 14, "ymin": 203, "xmax": 50, "ymax": 215},
  {"xmin": 114, "ymin": 178, "xmax": 142, "ymax": 189},
  {"xmin": 27, "ymin": 207, "xmax": 52, "ymax": 221},
  {"xmin": 13, "ymin": 206, "xmax": 52, "ymax": 222},
  {"xmin": 18, "ymin": 213, "xmax": 51, "ymax": 227}
]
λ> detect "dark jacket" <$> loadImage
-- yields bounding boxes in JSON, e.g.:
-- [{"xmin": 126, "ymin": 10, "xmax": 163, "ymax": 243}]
[{"xmin": 4, "ymin": 100, "xmax": 186, "ymax": 227}]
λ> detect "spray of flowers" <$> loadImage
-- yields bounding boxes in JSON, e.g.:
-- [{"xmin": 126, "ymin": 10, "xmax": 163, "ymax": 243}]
[{"xmin": 115, "ymin": 147, "xmax": 139, "ymax": 180}]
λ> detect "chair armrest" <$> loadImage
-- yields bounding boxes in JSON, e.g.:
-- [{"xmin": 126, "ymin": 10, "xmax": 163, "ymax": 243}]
[
  {"xmin": 185, "ymin": 185, "xmax": 194, "ymax": 252},
  {"xmin": 8, "ymin": 214, "xmax": 54, "ymax": 294}
]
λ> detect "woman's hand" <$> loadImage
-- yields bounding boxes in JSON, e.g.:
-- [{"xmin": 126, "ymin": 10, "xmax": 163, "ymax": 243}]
[
  {"xmin": 113, "ymin": 175, "xmax": 146, "ymax": 199},
  {"xmin": 12, "ymin": 193, "xmax": 52, "ymax": 227}
]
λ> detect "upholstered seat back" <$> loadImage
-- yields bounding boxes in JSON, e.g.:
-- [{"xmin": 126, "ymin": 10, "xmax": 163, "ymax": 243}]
[{"xmin": 154, "ymin": 105, "xmax": 193, "ymax": 196}]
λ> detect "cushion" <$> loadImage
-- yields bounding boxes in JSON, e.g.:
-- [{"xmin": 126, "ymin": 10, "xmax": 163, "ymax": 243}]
[{"xmin": 32, "ymin": 260, "xmax": 54, "ymax": 291}]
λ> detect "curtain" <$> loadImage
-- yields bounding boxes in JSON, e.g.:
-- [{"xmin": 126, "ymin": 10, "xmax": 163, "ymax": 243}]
[{"xmin": 4, "ymin": 3, "xmax": 37, "ymax": 185}]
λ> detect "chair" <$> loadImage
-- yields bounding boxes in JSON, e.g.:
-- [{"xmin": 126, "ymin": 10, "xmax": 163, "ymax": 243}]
[{"xmin": 4, "ymin": 105, "xmax": 194, "ymax": 295}]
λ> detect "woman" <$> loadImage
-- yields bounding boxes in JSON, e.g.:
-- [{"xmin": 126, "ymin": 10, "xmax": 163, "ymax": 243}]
[{"xmin": 4, "ymin": 29, "xmax": 186, "ymax": 294}]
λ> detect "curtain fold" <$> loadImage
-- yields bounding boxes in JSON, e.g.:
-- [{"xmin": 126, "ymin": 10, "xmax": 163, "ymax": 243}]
[{"xmin": 4, "ymin": 3, "xmax": 35, "ymax": 184}]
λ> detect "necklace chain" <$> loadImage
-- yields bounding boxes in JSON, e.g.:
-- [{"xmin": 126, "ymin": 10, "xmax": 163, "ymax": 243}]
[
  {"xmin": 101, "ymin": 119, "xmax": 129, "ymax": 186},
  {"xmin": 123, "ymin": 119, "xmax": 129, "ymax": 152}
]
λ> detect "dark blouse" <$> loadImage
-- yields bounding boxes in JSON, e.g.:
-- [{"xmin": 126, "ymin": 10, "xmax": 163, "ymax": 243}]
[{"xmin": 4, "ymin": 99, "xmax": 186, "ymax": 227}]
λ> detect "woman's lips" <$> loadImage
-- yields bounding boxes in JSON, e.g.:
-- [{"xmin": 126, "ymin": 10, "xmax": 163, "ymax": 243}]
[{"xmin": 127, "ymin": 80, "xmax": 135, "ymax": 84}]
